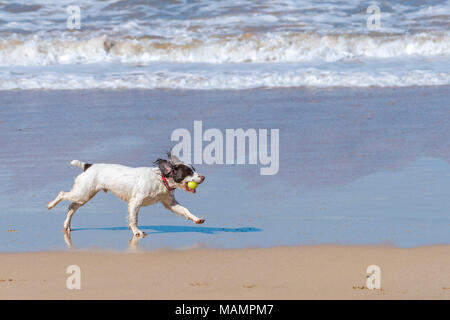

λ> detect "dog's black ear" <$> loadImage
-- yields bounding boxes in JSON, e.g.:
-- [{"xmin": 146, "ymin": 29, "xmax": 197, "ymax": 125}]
[{"xmin": 155, "ymin": 159, "xmax": 173, "ymax": 177}]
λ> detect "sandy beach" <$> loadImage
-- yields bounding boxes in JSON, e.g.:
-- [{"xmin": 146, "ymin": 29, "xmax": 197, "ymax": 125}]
[{"xmin": 0, "ymin": 245, "xmax": 448, "ymax": 300}]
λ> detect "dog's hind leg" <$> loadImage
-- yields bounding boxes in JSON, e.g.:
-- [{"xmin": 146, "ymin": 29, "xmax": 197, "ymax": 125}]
[
  {"xmin": 47, "ymin": 190, "xmax": 88, "ymax": 209},
  {"xmin": 63, "ymin": 202, "xmax": 82, "ymax": 232},
  {"xmin": 47, "ymin": 175, "xmax": 97, "ymax": 210},
  {"xmin": 47, "ymin": 191, "xmax": 66, "ymax": 210},
  {"xmin": 61, "ymin": 189, "xmax": 100, "ymax": 230}
]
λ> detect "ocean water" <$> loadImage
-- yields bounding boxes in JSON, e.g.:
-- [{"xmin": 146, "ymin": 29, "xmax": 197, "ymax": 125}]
[{"xmin": 0, "ymin": 0, "xmax": 449, "ymax": 89}]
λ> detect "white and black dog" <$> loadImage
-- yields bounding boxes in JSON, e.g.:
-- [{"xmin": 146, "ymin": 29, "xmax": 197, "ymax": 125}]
[{"xmin": 47, "ymin": 153, "xmax": 205, "ymax": 237}]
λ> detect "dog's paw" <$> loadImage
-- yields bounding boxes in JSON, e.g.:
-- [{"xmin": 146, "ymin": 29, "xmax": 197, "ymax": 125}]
[
  {"xmin": 47, "ymin": 201, "xmax": 53, "ymax": 210},
  {"xmin": 195, "ymin": 218, "xmax": 205, "ymax": 224}
]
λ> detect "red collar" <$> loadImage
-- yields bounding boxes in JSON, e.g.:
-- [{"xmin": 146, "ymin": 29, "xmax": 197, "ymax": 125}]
[{"xmin": 161, "ymin": 174, "xmax": 175, "ymax": 192}]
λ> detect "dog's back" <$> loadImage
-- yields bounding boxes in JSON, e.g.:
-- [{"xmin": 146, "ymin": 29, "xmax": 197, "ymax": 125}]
[{"xmin": 72, "ymin": 161, "xmax": 162, "ymax": 202}]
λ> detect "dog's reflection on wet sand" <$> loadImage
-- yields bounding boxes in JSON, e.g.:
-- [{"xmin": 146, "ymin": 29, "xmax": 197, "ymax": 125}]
[
  {"xmin": 63, "ymin": 230, "xmax": 146, "ymax": 251},
  {"xmin": 62, "ymin": 225, "xmax": 261, "ymax": 251}
]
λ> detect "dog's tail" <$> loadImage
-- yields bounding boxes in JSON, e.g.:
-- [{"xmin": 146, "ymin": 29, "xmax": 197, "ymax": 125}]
[{"xmin": 70, "ymin": 160, "xmax": 93, "ymax": 172}]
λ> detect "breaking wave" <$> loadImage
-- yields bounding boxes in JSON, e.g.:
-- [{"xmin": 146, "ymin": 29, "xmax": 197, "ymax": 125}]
[{"xmin": 1, "ymin": 32, "xmax": 448, "ymax": 66}]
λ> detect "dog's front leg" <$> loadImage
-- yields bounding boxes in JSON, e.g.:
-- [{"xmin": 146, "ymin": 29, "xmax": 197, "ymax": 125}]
[
  {"xmin": 162, "ymin": 197, "xmax": 205, "ymax": 224},
  {"xmin": 128, "ymin": 199, "xmax": 146, "ymax": 237}
]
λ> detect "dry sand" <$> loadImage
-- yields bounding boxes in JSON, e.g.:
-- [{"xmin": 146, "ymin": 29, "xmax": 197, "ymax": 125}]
[{"xmin": 0, "ymin": 245, "xmax": 449, "ymax": 300}]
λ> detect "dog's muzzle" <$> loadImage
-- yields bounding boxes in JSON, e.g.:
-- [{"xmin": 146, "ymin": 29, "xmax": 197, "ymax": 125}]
[{"xmin": 184, "ymin": 175, "xmax": 205, "ymax": 193}]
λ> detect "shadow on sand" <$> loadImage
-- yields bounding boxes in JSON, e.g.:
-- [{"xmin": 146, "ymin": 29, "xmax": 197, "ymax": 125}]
[{"xmin": 72, "ymin": 225, "xmax": 262, "ymax": 235}]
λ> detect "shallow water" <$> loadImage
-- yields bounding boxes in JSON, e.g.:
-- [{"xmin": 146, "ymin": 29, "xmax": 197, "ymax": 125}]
[{"xmin": 0, "ymin": 87, "xmax": 449, "ymax": 251}]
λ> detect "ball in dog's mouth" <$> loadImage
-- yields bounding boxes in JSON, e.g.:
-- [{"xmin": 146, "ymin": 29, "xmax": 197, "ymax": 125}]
[{"xmin": 184, "ymin": 182, "xmax": 196, "ymax": 193}]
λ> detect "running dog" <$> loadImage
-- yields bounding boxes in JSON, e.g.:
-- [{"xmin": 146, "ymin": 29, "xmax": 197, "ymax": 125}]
[{"xmin": 47, "ymin": 153, "xmax": 205, "ymax": 237}]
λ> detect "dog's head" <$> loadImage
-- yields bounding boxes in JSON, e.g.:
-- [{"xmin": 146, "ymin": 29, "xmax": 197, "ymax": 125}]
[{"xmin": 155, "ymin": 153, "xmax": 205, "ymax": 193}]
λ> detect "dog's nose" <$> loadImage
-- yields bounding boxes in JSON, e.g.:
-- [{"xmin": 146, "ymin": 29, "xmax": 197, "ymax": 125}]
[{"xmin": 200, "ymin": 175, "xmax": 205, "ymax": 182}]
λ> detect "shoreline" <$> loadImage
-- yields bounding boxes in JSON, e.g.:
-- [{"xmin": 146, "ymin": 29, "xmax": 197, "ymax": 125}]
[
  {"xmin": 2, "ymin": 84, "xmax": 449, "ymax": 93},
  {"xmin": 0, "ymin": 244, "xmax": 448, "ymax": 299}
]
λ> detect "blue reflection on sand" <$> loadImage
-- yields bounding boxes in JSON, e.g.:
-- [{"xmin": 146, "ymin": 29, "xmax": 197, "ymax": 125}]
[{"xmin": 73, "ymin": 225, "xmax": 261, "ymax": 235}]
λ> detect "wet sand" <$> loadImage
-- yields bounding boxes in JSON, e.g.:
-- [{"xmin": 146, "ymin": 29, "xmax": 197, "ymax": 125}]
[
  {"xmin": 0, "ymin": 87, "xmax": 449, "ymax": 251},
  {"xmin": 0, "ymin": 245, "xmax": 448, "ymax": 299}
]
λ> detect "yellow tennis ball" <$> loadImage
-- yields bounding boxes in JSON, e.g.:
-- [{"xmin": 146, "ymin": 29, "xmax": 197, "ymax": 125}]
[{"xmin": 187, "ymin": 181, "xmax": 198, "ymax": 189}]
